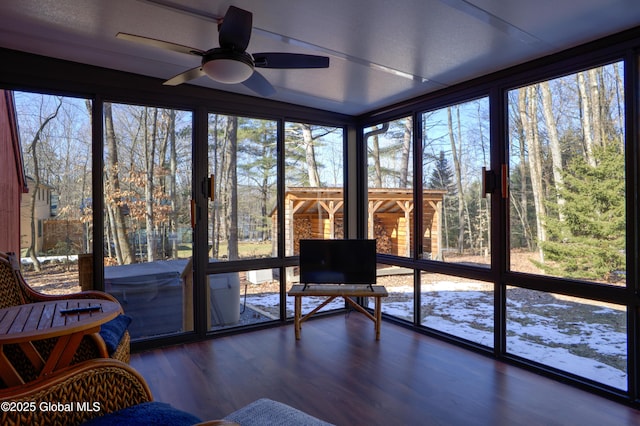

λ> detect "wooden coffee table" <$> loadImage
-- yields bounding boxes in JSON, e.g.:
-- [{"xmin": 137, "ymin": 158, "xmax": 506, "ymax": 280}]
[
  {"xmin": 288, "ymin": 284, "xmax": 388, "ymax": 340},
  {"xmin": 0, "ymin": 299, "xmax": 122, "ymax": 386}
]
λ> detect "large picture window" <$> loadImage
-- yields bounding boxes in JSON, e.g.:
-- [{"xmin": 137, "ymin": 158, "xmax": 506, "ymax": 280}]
[
  {"xmin": 506, "ymin": 62, "xmax": 627, "ymax": 389},
  {"xmin": 14, "ymin": 92, "xmax": 93, "ymax": 296},
  {"xmin": 507, "ymin": 62, "xmax": 625, "ymax": 284}
]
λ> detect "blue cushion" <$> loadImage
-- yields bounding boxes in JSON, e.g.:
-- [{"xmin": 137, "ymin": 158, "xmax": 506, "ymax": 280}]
[
  {"xmin": 81, "ymin": 401, "xmax": 201, "ymax": 426},
  {"xmin": 99, "ymin": 314, "xmax": 131, "ymax": 355}
]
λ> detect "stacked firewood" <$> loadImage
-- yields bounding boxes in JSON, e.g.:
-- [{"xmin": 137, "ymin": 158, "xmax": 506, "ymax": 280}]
[
  {"xmin": 334, "ymin": 218, "xmax": 344, "ymax": 239},
  {"xmin": 374, "ymin": 218, "xmax": 392, "ymax": 253},
  {"xmin": 293, "ymin": 217, "xmax": 312, "ymax": 254}
]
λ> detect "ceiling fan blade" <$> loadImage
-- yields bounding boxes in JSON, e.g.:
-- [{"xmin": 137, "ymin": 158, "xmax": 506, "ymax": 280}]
[
  {"xmin": 116, "ymin": 32, "xmax": 204, "ymax": 56},
  {"xmin": 253, "ymin": 53, "xmax": 330, "ymax": 69},
  {"xmin": 163, "ymin": 66, "xmax": 206, "ymax": 86},
  {"xmin": 242, "ymin": 71, "xmax": 276, "ymax": 97},
  {"xmin": 218, "ymin": 6, "xmax": 253, "ymax": 51}
]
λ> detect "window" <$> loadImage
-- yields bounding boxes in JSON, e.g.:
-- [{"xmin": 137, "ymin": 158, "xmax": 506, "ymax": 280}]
[
  {"xmin": 365, "ymin": 117, "xmax": 414, "ymax": 257},
  {"xmin": 507, "ymin": 62, "xmax": 625, "ymax": 284},
  {"xmin": 207, "ymin": 114, "xmax": 279, "ymax": 329},
  {"xmin": 505, "ymin": 62, "xmax": 628, "ymax": 389},
  {"xmin": 365, "ymin": 116, "xmax": 415, "ymax": 320},
  {"xmin": 422, "ymin": 98, "xmax": 490, "ymax": 265},
  {"xmin": 208, "ymin": 115, "xmax": 278, "ymax": 261},
  {"xmin": 284, "ymin": 121, "xmax": 344, "ymax": 316},
  {"xmin": 103, "ymin": 102, "xmax": 193, "ymax": 339},
  {"xmin": 14, "ymin": 93, "xmax": 93, "ymax": 294},
  {"xmin": 506, "ymin": 286, "xmax": 627, "ymax": 390}
]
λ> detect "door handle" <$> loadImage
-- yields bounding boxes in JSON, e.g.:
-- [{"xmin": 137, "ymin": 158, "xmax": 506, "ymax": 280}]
[
  {"xmin": 501, "ymin": 164, "xmax": 508, "ymax": 199},
  {"xmin": 190, "ymin": 199, "xmax": 195, "ymax": 229},
  {"xmin": 481, "ymin": 167, "xmax": 495, "ymax": 198}
]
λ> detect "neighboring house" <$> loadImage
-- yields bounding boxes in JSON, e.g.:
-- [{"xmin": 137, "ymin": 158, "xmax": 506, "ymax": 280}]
[
  {"xmin": 0, "ymin": 90, "xmax": 27, "ymax": 254},
  {"xmin": 20, "ymin": 176, "xmax": 57, "ymax": 254}
]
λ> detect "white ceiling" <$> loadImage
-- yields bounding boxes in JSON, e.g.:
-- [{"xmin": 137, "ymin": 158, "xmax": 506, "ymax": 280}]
[{"xmin": 0, "ymin": 0, "xmax": 638, "ymax": 115}]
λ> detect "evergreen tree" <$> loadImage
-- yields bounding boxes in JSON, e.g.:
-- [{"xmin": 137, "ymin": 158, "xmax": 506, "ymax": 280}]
[
  {"xmin": 537, "ymin": 143, "xmax": 625, "ymax": 281},
  {"xmin": 427, "ymin": 150, "xmax": 454, "ymax": 191},
  {"xmin": 427, "ymin": 150, "xmax": 456, "ymax": 249}
]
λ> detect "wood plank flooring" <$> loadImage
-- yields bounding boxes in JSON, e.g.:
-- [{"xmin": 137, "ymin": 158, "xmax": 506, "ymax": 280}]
[{"xmin": 130, "ymin": 314, "xmax": 640, "ymax": 426}]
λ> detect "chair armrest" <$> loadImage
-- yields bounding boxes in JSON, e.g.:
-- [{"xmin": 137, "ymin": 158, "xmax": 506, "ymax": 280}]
[
  {"xmin": 4, "ymin": 251, "xmax": 121, "ymax": 306},
  {"xmin": 23, "ymin": 288, "xmax": 122, "ymax": 305},
  {"xmin": 0, "ymin": 359, "xmax": 152, "ymax": 425}
]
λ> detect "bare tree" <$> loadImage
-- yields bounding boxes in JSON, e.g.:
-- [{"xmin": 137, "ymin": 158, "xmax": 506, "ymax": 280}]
[
  {"xmin": 519, "ymin": 86, "xmax": 546, "ymax": 261},
  {"xmin": 447, "ymin": 106, "xmax": 465, "ymax": 253},
  {"xmin": 302, "ymin": 124, "xmax": 321, "ymax": 187},
  {"xmin": 143, "ymin": 107, "xmax": 158, "ymax": 261},
  {"xmin": 540, "ymin": 81, "xmax": 565, "ymax": 218},
  {"xmin": 25, "ymin": 97, "xmax": 63, "ymax": 270},
  {"xmin": 104, "ymin": 102, "xmax": 133, "ymax": 264},
  {"xmin": 399, "ymin": 116, "xmax": 412, "ymax": 187},
  {"xmin": 167, "ymin": 110, "xmax": 178, "ymax": 257},
  {"xmin": 511, "ymin": 99, "xmax": 534, "ymax": 251},
  {"xmin": 577, "ymin": 71, "xmax": 597, "ymax": 167},
  {"xmin": 221, "ymin": 116, "xmax": 239, "ymax": 260}
]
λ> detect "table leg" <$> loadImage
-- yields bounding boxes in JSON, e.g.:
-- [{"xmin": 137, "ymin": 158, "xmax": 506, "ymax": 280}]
[
  {"xmin": 294, "ymin": 296, "xmax": 301, "ymax": 340},
  {"xmin": 53, "ymin": 331, "xmax": 86, "ymax": 371},
  {"xmin": 0, "ymin": 345, "xmax": 24, "ymax": 386},
  {"xmin": 39, "ymin": 330, "xmax": 89, "ymax": 377},
  {"xmin": 375, "ymin": 296, "xmax": 382, "ymax": 340}
]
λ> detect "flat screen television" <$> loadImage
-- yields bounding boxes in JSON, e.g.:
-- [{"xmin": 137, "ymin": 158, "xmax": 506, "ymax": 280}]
[{"xmin": 299, "ymin": 239, "xmax": 376, "ymax": 289}]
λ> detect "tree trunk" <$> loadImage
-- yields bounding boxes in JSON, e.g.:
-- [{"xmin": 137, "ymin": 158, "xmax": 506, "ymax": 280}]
[
  {"xmin": 612, "ymin": 62, "xmax": 625, "ymax": 145},
  {"xmin": 540, "ymin": 81, "xmax": 565, "ymax": 219},
  {"xmin": 519, "ymin": 87, "xmax": 545, "ymax": 261},
  {"xmin": 588, "ymin": 68, "xmax": 604, "ymax": 148},
  {"xmin": 577, "ymin": 72, "xmax": 596, "ymax": 167},
  {"xmin": 515, "ymin": 103, "xmax": 533, "ymax": 251},
  {"xmin": 447, "ymin": 106, "xmax": 465, "ymax": 253},
  {"xmin": 104, "ymin": 102, "xmax": 134, "ymax": 264},
  {"xmin": 372, "ymin": 134, "xmax": 382, "ymax": 188},
  {"xmin": 168, "ymin": 110, "xmax": 178, "ymax": 258},
  {"xmin": 26, "ymin": 98, "xmax": 63, "ymax": 270},
  {"xmin": 399, "ymin": 116, "xmax": 412, "ymax": 187},
  {"xmin": 302, "ymin": 124, "xmax": 321, "ymax": 187},
  {"xmin": 144, "ymin": 107, "xmax": 157, "ymax": 262},
  {"xmin": 211, "ymin": 115, "xmax": 220, "ymax": 258},
  {"xmin": 224, "ymin": 116, "xmax": 239, "ymax": 260}
]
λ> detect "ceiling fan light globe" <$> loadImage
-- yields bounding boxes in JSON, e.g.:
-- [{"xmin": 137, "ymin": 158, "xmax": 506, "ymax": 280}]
[{"xmin": 202, "ymin": 58, "xmax": 254, "ymax": 84}]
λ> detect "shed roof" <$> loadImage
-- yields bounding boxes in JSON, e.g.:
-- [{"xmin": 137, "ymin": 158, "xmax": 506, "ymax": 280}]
[{"xmin": 279, "ymin": 187, "xmax": 446, "ymax": 216}]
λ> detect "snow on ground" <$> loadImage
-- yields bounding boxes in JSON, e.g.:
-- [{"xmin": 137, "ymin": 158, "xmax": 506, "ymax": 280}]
[
  {"xmin": 244, "ymin": 281, "xmax": 628, "ymax": 390},
  {"xmin": 20, "ymin": 255, "xmax": 79, "ymax": 264}
]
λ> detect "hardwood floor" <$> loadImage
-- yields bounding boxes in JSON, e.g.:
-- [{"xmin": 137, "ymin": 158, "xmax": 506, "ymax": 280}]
[{"xmin": 131, "ymin": 314, "xmax": 640, "ymax": 426}]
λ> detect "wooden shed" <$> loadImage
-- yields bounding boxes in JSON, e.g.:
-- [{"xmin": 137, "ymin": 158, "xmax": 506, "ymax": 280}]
[{"xmin": 274, "ymin": 188, "xmax": 445, "ymax": 259}]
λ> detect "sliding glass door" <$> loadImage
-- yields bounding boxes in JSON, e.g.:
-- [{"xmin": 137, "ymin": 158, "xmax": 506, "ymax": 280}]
[
  {"xmin": 102, "ymin": 102, "xmax": 193, "ymax": 339},
  {"xmin": 418, "ymin": 98, "xmax": 494, "ymax": 346}
]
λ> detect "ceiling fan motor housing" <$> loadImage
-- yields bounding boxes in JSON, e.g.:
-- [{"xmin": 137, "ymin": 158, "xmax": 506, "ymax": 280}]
[{"xmin": 202, "ymin": 48, "xmax": 255, "ymax": 84}]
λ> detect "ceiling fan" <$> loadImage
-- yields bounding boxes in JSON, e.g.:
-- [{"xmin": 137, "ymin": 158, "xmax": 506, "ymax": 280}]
[{"xmin": 116, "ymin": 5, "xmax": 330, "ymax": 96}]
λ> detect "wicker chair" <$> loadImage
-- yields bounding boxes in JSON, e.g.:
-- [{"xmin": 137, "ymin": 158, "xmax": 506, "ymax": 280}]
[
  {"xmin": 0, "ymin": 358, "xmax": 238, "ymax": 425},
  {"xmin": 0, "ymin": 251, "xmax": 130, "ymax": 387}
]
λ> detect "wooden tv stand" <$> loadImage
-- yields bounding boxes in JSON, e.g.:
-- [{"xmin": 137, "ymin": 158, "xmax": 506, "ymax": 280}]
[{"xmin": 288, "ymin": 284, "xmax": 388, "ymax": 340}]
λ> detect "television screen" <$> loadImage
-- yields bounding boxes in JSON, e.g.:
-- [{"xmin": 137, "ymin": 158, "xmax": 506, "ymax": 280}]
[{"xmin": 299, "ymin": 239, "xmax": 377, "ymax": 286}]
